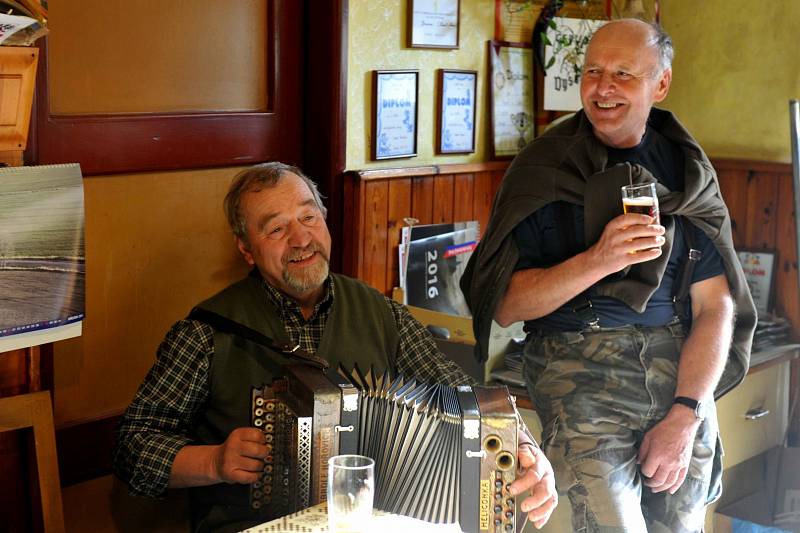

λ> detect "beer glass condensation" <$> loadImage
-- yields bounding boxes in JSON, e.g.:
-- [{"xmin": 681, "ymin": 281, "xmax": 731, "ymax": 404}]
[{"xmin": 621, "ymin": 183, "xmax": 660, "ymax": 225}]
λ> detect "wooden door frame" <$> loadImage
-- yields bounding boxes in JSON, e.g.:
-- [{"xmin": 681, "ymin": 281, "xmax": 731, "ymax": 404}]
[{"xmin": 303, "ymin": 0, "xmax": 349, "ymax": 273}]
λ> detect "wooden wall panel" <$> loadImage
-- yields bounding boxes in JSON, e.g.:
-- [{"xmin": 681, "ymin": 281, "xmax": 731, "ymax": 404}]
[
  {"xmin": 744, "ymin": 172, "xmax": 779, "ymax": 249},
  {"xmin": 715, "ymin": 160, "xmax": 798, "ymax": 333},
  {"xmin": 361, "ymin": 181, "xmax": 389, "ymax": 291},
  {"xmin": 345, "ymin": 162, "xmax": 508, "ymax": 294},
  {"xmin": 774, "ymin": 174, "xmax": 799, "ymax": 327},
  {"xmin": 717, "ymin": 169, "xmax": 749, "ymax": 245},
  {"xmin": 453, "ymin": 173, "xmax": 475, "ymax": 222},
  {"xmin": 432, "ymin": 175, "xmax": 454, "ymax": 224},
  {"xmin": 411, "ymin": 176, "xmax": 434, "ymax": 225},
  {"xmin": 473, "ymin": 171, "xmax": 494, "ymax": 238},
  {"xmin": 386, "ymin": 180, "xmax": 412, "ymax": 294}
]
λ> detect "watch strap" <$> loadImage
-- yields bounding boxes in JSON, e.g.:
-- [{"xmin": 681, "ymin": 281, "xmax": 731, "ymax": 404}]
[
  {"xmin": 673, "ymin": 396, "xmax": 699, "ymax": 410},
  {"xmin": 673, "ymin": 396, "xmax": 703, "ymax": 419}
]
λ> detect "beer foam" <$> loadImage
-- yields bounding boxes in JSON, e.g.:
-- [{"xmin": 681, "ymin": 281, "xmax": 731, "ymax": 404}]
[{"xmin": 622, "ymin": 196, "xmax": 656, "ymax": 206}]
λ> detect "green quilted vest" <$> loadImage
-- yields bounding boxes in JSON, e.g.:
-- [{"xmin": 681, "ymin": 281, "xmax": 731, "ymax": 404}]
[{"xmin": 187, "ymin": 271, "xmax": 399, "ymax": 532}]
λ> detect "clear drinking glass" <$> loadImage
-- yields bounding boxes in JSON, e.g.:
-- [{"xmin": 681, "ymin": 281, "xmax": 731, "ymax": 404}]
[
  {"xmin": 327, "ymin": 454, "xmax": 374, "ymax": 533},
  {"xmin": 621, "ymin": 182, "xmax": 660, "ymax": 225}
]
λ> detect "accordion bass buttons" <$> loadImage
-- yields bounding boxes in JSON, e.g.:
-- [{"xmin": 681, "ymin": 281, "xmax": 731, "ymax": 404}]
[{"xmin": 250, "ymin": 394, "xmax": 282, "ymax": 510}]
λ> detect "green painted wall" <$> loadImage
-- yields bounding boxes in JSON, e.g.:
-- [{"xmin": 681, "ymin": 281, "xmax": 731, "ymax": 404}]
[{"xmin": 661, "ymin": 1, "xmax": 800, "ymax": 162}]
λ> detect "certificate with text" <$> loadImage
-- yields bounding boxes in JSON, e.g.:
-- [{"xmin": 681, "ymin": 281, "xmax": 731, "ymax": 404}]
[
  {"xmin": 438, "ymin": 70, "xmax": 477, "ymax": 154},
  {"xmin": 373, "ymin": 71, "xmax": 419, "ymax": 160},
  {"xmin": 489, "ymin": 41, "xmax": 534, "ymax": 159}
]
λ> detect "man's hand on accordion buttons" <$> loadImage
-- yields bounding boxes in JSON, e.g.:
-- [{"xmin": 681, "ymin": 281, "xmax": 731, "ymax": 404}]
[
  {"xmin": 213, "ymin": 427, "xmax": 269, "ymax": 485},
  {"xmin": 510, "ymin": 441, "xmax": 557, "ymax": 529}
]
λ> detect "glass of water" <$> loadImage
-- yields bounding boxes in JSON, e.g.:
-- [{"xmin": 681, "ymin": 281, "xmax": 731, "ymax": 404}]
[{"xmin": 327, "ymin": 454, "xmax": 374, "ymax": 533}]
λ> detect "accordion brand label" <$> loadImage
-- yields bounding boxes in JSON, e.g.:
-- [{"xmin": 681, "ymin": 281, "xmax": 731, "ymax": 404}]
[
  {"xmin": 479, "ymin": 479, "xmax": 492, "ymax": 530},
  {"xmin": 463, "ymin": 419, "xmax": 480, "ymax": 439},
  {"xmin": 318, "ymin": 428, "xmax": 332, "ymax": 502}
]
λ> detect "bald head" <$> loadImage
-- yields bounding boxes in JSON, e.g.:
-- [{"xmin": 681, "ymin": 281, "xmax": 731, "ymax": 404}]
[{"xmin": 590, "ymin": 19, "xmax": 674, "ymax": 76}]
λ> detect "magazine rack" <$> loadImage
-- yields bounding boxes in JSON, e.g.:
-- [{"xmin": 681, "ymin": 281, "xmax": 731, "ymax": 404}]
[{"xmin": 392, "ymin": 287, "xmax": 474, "ymax": 344}]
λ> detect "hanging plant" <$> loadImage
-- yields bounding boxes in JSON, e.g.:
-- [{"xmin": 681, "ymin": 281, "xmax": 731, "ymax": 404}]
[{"xmin": 532, "ymin": 0, "xmax": 565, "ymax": 73}]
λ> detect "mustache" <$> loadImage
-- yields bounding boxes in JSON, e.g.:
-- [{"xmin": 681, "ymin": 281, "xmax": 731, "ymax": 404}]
[{"xmin": 282, "ymin": 242, "xmax": 328, "ymax": 264}]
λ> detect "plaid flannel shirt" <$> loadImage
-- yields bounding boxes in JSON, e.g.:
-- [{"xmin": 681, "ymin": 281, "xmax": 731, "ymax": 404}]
[{"xmin": 113, "ymin": 275, "xmax": 474, "ymax": 497}]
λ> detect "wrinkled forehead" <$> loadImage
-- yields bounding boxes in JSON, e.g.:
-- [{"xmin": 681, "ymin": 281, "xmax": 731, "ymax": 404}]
[
  {"xmin": 585, "ymin": 23, "xmax": 659, "ymax": 68},
  {"xmin": 244, "ymin": 173, "xmax": 318, "ymax": 213}
]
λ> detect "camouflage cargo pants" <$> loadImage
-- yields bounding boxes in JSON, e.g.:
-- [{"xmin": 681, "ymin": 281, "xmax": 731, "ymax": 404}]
[{"xmin": 523, "ymin": 322, "xmax": 723, "ymax": 533}]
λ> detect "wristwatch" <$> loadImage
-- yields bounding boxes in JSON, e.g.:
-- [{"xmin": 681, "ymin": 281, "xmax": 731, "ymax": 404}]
[{"xmin": 673, "ymin": 396, "xmax": 705, "ymax": 420}]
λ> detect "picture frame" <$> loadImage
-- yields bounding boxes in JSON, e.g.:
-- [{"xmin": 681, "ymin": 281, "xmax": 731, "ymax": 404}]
[
  {"xmin": 737, "ymin": 249, "xmax": 777, "ymax": 315},
  {"xmin": 436, "ymin": 69, "xmax": 477, "ymax": 154},
  {"xmin": 488, "ymin": 40, "xmax": 535, "ymax": 160},
  {"xmin": 407, "ymin": 0, "xmax": 460, "ymax": 49},
  {"xmin": 372, "ymin": 70, "xmax": 419, "ymax": 160}
]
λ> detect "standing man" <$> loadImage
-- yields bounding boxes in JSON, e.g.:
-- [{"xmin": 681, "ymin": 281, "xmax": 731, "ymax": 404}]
[
  {"xmin": 113, "ymin": 162, "xmax": 557, "ymax": 532},
  {"xmin": 462, "ymin": 19, "xmax": 756, "ymax": 532}
]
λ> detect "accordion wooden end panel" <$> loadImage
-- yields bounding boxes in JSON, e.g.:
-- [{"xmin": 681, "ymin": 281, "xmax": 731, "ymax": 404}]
[{"xmin": 249, "ymin": 365, "xmax": 520, "ymax": 533}]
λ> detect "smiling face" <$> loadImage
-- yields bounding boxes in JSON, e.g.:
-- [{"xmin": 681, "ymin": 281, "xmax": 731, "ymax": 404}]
[
  {"xmin": 580, "ymin": 20, "xmax": 671, "ymax": 148},
  {"xmin": 236, "ymin": 172, "xmax": 332, "ymax": 306}
]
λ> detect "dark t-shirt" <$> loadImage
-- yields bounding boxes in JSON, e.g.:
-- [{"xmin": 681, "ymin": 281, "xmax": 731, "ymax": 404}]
[{"xmin": 512, "ymin": 125, "xmax": 724, "ymax": 330}]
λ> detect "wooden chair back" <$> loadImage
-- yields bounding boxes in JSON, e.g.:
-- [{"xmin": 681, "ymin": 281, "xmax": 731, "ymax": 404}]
[{"xmin": 0, "ymin": 391, "xmax": 65, "ymax": 532}]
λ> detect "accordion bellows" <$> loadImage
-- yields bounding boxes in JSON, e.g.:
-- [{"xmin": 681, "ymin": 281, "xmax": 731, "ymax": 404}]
[{"xmin": 250, "ymin": 364, "xmax": 519, "ymax": 533}]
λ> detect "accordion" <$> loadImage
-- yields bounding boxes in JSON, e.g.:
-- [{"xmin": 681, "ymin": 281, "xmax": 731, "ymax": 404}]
[{"xmin": 249, "ymin": 364, "xmax": 520, "ymax": 533}]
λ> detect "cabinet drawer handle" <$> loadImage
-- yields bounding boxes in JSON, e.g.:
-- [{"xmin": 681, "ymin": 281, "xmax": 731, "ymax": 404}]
[{"xmin": 744, "ymin": 407, "xmax": 770, "ymax": 420}]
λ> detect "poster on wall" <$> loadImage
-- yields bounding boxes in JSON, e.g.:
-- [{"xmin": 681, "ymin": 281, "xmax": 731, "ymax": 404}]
[
  {"xmin": 543, "ymin": 17, "xmax": 606, "ymax": 111},
  {"xmin": 489, "ymin": 40, "xmax": 534, "ymax": 159},
  {"xmin": 0, "ymin": 164, "xmax": 85, "ymax": 352}
]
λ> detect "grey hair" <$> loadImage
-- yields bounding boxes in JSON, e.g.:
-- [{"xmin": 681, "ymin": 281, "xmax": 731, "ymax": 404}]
[
  {"xmin": 647, "ymin": 22, "xmax": 674, "ymax": 74},
  {"xmin": 224, "ymin": 162, "xmax": 327, "ymax": 245}
]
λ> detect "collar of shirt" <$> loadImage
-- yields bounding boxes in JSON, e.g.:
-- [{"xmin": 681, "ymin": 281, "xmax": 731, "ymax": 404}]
[
  {"xmin": 260, "ymin": 275, "xmax": 335, "ymax": 354},
  {"xmin": 260, "ymin": 275, "xmax": 335, "ymax": 321}
]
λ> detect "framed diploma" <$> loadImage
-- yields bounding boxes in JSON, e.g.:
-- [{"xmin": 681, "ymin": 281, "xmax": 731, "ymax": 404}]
[
  {"xmin": 407, "ymin": 0, "xmax": 459, "ymax": 49},
  {"xmin": 488, "ymin": 40, "xmax": 534, "ymax": 159},
  {"xmin": 737, "ymin": 249, "xmax": 777, "ymax": 315},
  {"xmin": 372, "ymin": 70, "xmax": 419, "ymax": 160},
  {"xmin": 436, "ymin": 69, "xmax": 477, "ymax": 154}
]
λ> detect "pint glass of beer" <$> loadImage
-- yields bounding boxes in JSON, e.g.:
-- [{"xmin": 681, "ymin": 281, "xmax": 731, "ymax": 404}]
[{"xmin": 621, "ymin": 183, "xmax": 659, "ymax": 225}]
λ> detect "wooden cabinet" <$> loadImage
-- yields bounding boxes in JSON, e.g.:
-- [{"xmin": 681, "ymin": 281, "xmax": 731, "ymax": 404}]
[{"xmin": 716, "ymin": 361, "xmax": 791, "ymax": 469}]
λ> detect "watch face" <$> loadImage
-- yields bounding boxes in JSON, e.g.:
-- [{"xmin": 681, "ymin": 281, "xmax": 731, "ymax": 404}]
[{"xmin": 694, "ymin": 401, "xmax": 704, "ymax": 420}]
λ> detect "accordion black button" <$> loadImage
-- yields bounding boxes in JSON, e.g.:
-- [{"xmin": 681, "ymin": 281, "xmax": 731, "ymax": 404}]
[
  {"xmin": 506, "ymin": 498, "xmax": 514, "ymax": 507},
  {"xmin": 505, "ymin": 511, "xmax": 513, "ymax": 519},
  {"xmin": 495, "ymin": 480, "xmax": 503, "ymax": 488},
  {"xmin": 494, "ymin": 505, "xmax": 502, "ymax": 514},
  {"xmin": 505, "ymin": 524, "xmax": 514, "ymax": 531}
]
